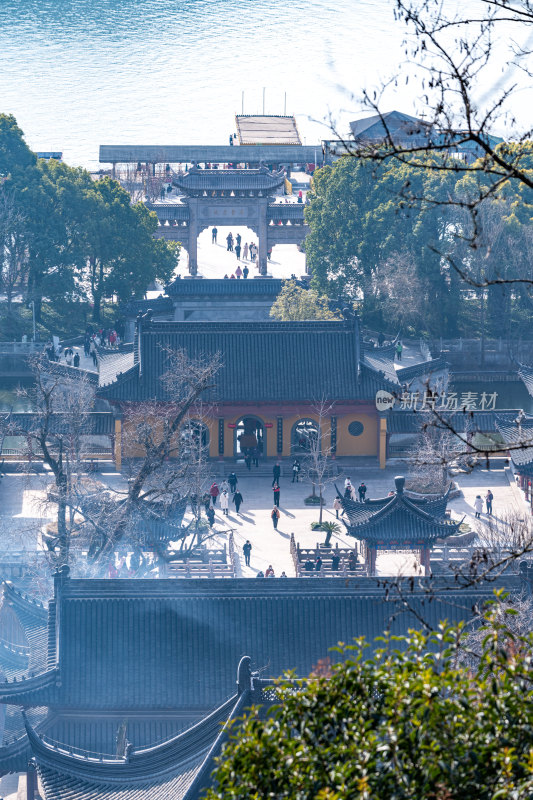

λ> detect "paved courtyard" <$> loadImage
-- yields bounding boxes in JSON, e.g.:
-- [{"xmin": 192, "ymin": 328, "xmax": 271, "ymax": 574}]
[{"xmin": 0, "ymin": 459, "xmax": 528, "ymax": 580}]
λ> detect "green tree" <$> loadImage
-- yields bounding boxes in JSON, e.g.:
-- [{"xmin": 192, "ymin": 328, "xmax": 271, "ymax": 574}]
[
  {"xmin": 270, "ymin": 280, "xmax": 341, "ymax": 321},
  {"xmin": 0, "ymin": 113, "xmax": 36, "ymax": 178},
  {"xmin": 0, "ymin": 116, "xmax": 179, "ymax": 323},
  {"xmin": 207, "ymin": 599, "xmax": 533, "ymax": 800},
  {"xmin": 305, "ymin": 156, "xmax": 462, "ymax": 335}
]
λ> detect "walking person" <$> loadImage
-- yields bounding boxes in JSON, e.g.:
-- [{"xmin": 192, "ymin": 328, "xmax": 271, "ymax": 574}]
[
  {"xmin": 236, "ymin": 232, "xmax": 242, "ymax": 248},
  {"xmin": 291, "ymin": 458, "xmax": 300, "ymax": 483},
  {"xmin": 73, "ymin": 351, "xmax": 80, "ymax": 368},
  {"xmin": 90, "ymin": 340, "xmax": 98, "ymax": 367},
  {"xmin": 220, "ymin": 490, "xmax": 229, "ymax": 516},
  {"xmin": 235, "ymin": 263, "xmax": 242, "ymax": 278},
  {"xmin": 358, "ymin": 482, "xmax": 367, "ymax": 502},
  {"xmin": 228, "ymin": 472, "xmax": 238, "ymax": 493},
  {"xmin": 235, "ymin": 245, "xmax": 242, "ymax": 262},
  {"xmin": 226, "ymin": 232, "xmax": 233, "ymax": 252},
  {"xmin": 243, "ymin": 540, "xmax": 252, "ymax": 567},
  {"xmin": 209, "ymin": 482, "xmax": 220, "ymax": 506},
  {"xmin": 245, "ymin": 452, "xmax": 252, "ymax": 471},
  {"xmin": 333, "ymin": 496, "xmax": 342, "ymax": 519},
  {"xmin": 243, "ymin": 264, "xmax": 249, "ymax": 279},
  {"xmin": 271, "ymin": 506, "xmax": 280, "ymax": 529},
  {"xmin": 344, "ymin": 481, "xmax": 352, "ymax": 501},
  {"xmin": 474, "ymin": 495, "xmax": 483, "ymax": 519},
  {"xmin": 485, "ymin": 489, "xmax": 493, "ymax": 515},
  {"xmin": 243, "ymin": 242, "xmax": 249, "ymax": 261},
  {"xmin": 212, "ymin": 226, "xmax": 218, "ymax": 244},
  {"xmin": 272, "ymin": 482, "xmax": 280, "ymax": 507},
  {"xmin": 395, "ymin": 340, "xmax": 403, "ymax": 362},
  {"xmin": 233, "ymin": 490, "xmax": 243, "ymax": 513},
  {"xmin": 272, "ymin": 462, "xmax": 281, "ymax": 485},
  {"xmin": 206, "ymin": 505, "xmax": 215, "ymax": 527}
]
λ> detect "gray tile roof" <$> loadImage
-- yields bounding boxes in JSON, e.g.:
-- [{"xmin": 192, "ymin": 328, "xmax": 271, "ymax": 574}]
[
  {"xmin": 396, "ymin": 357, "xmax": 448, "ymax": 382},
  {"xmin": 98, "ymin": 319, "xmax": 383, "ymax": 404},
  {"xmin": 349, "ymin": 110, "xmax": 430, "ymax": 143},
  {"xmin": 363, "ymin": 351, "xmax": 399, "ymax": 385},
  {"xmin": 495, "ymin": 416, "xmax": 533, "ymax": 472},
  {"xmin": 165, "ymin": 277, "xmax": 285, "ymax": 297},
  {"xmin": 339, "ymin": 477, "xmax": 460, "ymax": 546},
  {"xmin": 518, "ymin": 363, "xmax": 533, "ymax": 398},
  {"xmin": 98, "ymin": 351, "xmax": 136, "ymax": 388},
  {"xmin": 29, "ymin": 693, "xmax": 245, "ymax": 800},
  {"xmin": 123, "ymin": 297, "xmax": 174, "ymax": 316},
  {"xmin": 0, "ymin": 576, "xmax": 519, "ymax": 713},
  {"xmin": 387, "ymin": 410, "xmax": 520, "ymax": 434},
  {"xmin": 1, "ymin": 412, "xmax": 115, "ymax": 437},
  {"xmin": 173, "ymin": 167, "xmax": 285, "ymax": 193}
]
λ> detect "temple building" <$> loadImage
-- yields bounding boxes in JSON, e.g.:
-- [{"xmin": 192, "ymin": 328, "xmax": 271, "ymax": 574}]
[
  {"xmin": 339, "ymin": 475, "xmax": 462, "ymax": 575},
  {"xmin": 98, "ymin": 312, "xmax": 402, "ymax": 466},
  {"xmin": 0, "ymin": 570, "xmax": 521, "ymax": 798},
  {"xmin": 123, "ymin": 278, "xmax": 287, "ymax": 340}
]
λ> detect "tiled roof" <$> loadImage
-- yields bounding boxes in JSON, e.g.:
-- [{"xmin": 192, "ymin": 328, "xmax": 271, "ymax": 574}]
[
  {"xmin": 1, "ymin": 582, "xmax": 48, "ymax": 676},
  {"xmin": 387, "ymin": 410, "xmax": 520, "ymax": 434},
  {"xmin": 1, "ymin": 412, "xmax": 115, "ymax": 437},
  {"xmin": 337, "ymin": 483, "xmax": 451, "ymax": 525},
  {"xmin": 518, "ymin": 364, "xmax": 533, "ymax": 398},
  {"xmin": 339, "ymin": 476, "xmax": 461, "ymax": 546},
  {"xmin": 0, "ymin": 705, "xmax": 48, "ymax": 775},
  {"xmin": 98, "ymin": 351, "xmax": 135, "ymax": 388},
  {"xmin": 165, "ymin": 278, "xmax": 285, "ymax": 297},
  {"xmin": 123, "ymin": 297, "xmax": 174, "ymax": 316},
  {"xmin": 9, "ymin": 576, "xmax": 519, "ymax": 713},
  {"xmin": 173, "ymin": 167, "xmax": 285, "ymax": 193},
  {"xmin": 349, "ymin": 110, "xmax": 430, "ymax": 142},
  {"xmin": 98, "ymin": 319, "xmax": 379, "ymax": 404},
  {"xmin": 363, "ymin": 351, "xmax": 399, "ymax": 385},
  {"xmin": 396, "ymin": 357, "xmax": 448, "ymax": 382},
  {"xmin": 495, "ymin": 416, "xmax": 533, "ymax": 472},
  {"xmin": 29, "ymin": 692, "xmax": 246, "ymax": 800}
]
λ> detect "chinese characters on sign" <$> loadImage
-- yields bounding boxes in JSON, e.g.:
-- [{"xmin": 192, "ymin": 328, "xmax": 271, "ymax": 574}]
[{"xmin": 399, "ymin": 391, "xmax": 498, "ymax": 411}]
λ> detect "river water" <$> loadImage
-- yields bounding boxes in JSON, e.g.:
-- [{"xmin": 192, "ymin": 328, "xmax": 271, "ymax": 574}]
[{"xmin": 0, "ymin": 0, "xmax": 411, "ymax": 169}]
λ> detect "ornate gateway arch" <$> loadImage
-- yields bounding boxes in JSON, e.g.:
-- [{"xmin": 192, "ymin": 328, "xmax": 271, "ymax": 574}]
[{"xmin": 148, "ymin": 166, "xmax": 310, "ymax": 276}]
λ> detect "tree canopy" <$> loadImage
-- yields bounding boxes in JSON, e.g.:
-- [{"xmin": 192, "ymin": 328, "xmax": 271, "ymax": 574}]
[
  {"xmin": 0, "ymin": 114, "xmax": 179, "ymax": 325},
  {"xmin": 270, "ymin": 279, "xmax": 341, "ymax": 321},
  {"xmin": 304, "ymin": 150, "xmax": 533, "ymax": 337},
  {"xmin": 207, "ymin": 597, "xmax": 533, "ymax": 799}
]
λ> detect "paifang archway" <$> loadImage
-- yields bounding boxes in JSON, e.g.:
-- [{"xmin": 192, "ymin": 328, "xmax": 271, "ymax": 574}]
[{"xmin": 148, "ymin": 166, "xmax": 310, "ymax": 276}]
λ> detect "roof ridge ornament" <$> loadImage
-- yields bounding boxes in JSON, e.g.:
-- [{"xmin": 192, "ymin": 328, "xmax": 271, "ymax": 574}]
[{"xmin": 395, "ymin": 475, "xmax": 405, "ymax": 494}]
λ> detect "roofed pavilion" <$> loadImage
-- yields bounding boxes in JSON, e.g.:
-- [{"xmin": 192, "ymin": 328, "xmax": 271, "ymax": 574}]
[{"xmin": 339, "ymin": 476, "xmax": 461, "ymax": 575}]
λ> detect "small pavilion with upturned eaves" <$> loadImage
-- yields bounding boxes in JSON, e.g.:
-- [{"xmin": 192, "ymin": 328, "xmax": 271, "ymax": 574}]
[{"xmin": 339, "ymin": 476, "xmax": 461, "ymax": 575}]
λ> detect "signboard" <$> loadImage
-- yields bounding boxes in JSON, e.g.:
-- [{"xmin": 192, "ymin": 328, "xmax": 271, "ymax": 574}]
[{"xmin": 375, "ymin": 390, "xmax": 396, "ymax": 412}]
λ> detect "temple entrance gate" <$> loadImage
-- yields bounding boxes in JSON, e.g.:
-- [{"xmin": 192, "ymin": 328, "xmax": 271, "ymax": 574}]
[
  {"xmin": 148, "ymin": 166, "xmax": 309, "ymax": 276},
  {"xmin": 234, "ymin": 416, "xmax": 265, "ymax": 460}
]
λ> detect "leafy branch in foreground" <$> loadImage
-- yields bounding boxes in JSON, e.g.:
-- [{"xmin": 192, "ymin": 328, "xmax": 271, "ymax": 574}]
[{"xmin": 207, "ymin": 597, "xmax": 533, "ymax": 799}]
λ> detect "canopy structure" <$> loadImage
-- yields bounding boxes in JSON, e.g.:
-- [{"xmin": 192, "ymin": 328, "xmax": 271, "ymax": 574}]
[
  {"xmin": 339, "ymin": 476, "xmax": 461, "ymax": 575},
  {"xmin": 235, "ymin": 115, "xmax": 301, "ymax": 146}
]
